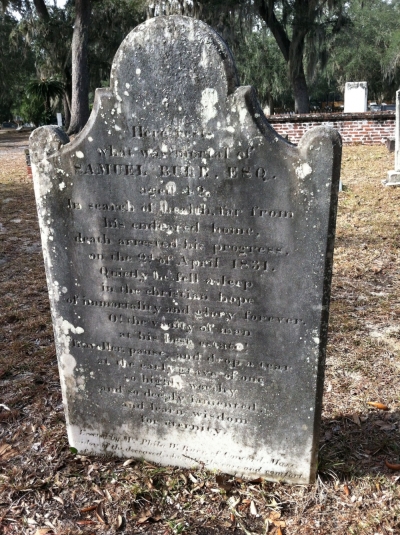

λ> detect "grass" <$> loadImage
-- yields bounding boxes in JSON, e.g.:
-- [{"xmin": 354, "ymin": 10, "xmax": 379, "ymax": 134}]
[{"xmin": 0, "ymin": 133, "xmax": 400, "ymax": 534}]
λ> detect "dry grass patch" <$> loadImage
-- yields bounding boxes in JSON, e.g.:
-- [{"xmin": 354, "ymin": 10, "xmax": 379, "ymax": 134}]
[{"xmin": 0, "ymin": 141, "xmax": 399, "ymax": 535}]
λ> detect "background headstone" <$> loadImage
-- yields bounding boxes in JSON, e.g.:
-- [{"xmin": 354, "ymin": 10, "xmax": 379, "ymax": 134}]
[
  {"xmin": 344, "ymin": 82, "xmax": 368, "ymax": 113},
  {"xmin": 384, "ymin": 90, "xmax": 400, "ymax": 186},
  {"xmin": 30, "ymin": 16, "xmax": 342, "ymax": 484}
]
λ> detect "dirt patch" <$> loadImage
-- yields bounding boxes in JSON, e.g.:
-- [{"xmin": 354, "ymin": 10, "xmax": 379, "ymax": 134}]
[
  {"xmin": 0, "ymin": 130, "xmax": 31, "ymax": 151},
  {"xmin": 0, "ymin": 142, "xmax": 399, "ymax": 535}
]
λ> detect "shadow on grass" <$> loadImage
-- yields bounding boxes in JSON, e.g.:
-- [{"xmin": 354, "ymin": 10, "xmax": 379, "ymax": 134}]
[{"xmin": 319, "ymin": 411, "xmax": 400, "ymax": 480}]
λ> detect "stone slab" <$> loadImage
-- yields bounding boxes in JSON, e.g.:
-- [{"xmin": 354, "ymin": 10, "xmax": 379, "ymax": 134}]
[
  {"xmin": 30, "ymin": 15, "xmax": 342, "ymax": 484},
  {"xmin": 383, "ymin": 170, "xmax": 400, "ymax": 186},
  {"xmin": 344, "ymin": 82, "xmax": 368, "ymax": 113}
]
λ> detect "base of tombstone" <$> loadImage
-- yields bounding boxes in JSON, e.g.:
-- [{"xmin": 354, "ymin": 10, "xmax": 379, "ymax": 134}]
[{"xmin": 382, "ymin": 170, "xmax": 400, "ymax": 186}]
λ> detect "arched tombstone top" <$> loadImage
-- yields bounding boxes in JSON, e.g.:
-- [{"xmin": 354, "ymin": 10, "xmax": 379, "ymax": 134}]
[
  {"xmin": 110, "ymin": 16, "xmax": 239, "ymax": 128},
  {"xmin": 30, "ymin": 15, "xmax": 342, "ymax": 485}
]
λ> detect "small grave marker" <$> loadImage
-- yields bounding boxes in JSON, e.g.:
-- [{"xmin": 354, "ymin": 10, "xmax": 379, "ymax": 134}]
[
  {"xmin": 30, "ymin": 16, "xmax": 341, "ymax": 484},
  {"xmin": 344, "ymin": 82, "xmax": 368, "ymax": 113},
  {"xmin": 384, "ymin": 90, "xmax": 400, "ymax": 186}
]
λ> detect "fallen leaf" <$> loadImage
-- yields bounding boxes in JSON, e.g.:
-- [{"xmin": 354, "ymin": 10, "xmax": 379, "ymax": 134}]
[
  {"xmin": 122, "ymin": 458, "xmax": 134, "ymax": 467},
  {"xmin": 77, "ymin": 520, "xmax": 97, "ymax": 525},
  {"xmin": 151, "ymin": 511, "xmax": 163, "ymax": 522},
  {"xmin": 269, "ymin": 510, "xmax": 281, "ymax": 521},
  {"xmin": 248, "ymin": 477, "xmax": 263, "ymax": 484},
  {"xmin": 92, "ymin": 485, "xmax": 104, "ymax": 497},
  {"xmin": 188, "ymin": 472, "xmax": 197, "ymax": 483},
  {"xmin": 34, "ymin": 529, "xmax": 54, "ymax": 535},
  {"xmin": 143, "ymin": 461, "xmax": 157, "ymax": 468},
  {"xmin": 227, "ymin": 496, "xmax": 241, "ymax": 509},
  {"xmin": 116, "ymin": 514, "xmax": 124, "ymax": 531},
  {"xmin": 250, "ymin": 500, "xmax": 257, "ymax": 516},
  {"xmin": 137, "ymin": 510, "xmax": 163, "ymax": 524},
  {"xmin": 53, "ymin": 496, "xmax": 64, "ymax": 505},
  {"xmin": 0, "ymin": 443, "xmax": 17, "ymax": 461},
  {"xmin": 191, "ymin": 482, "xmax": 204, "ymax": 492},
  {"xmin": 80, "ymin": 505, "xmax": 97, "ymax": 513},
  {"xmin": 352, "ymin": 413, "xmax": 361, "ymax": 426},
  {"xmin": 375, "ymin": 420, "xmax": 388, "ymax": 426},
  {"xmin": 137, "ymin": 510, "xmax": 151, "ymax": 524},
  {"xmin": 216, "ymin": 474, "xmax": 233, "ymax": 492},
  {"xmin": 273, "ymin": 520, "xmax": 286, "ymax": 527},
  {"xmin": 367, "ymin": 402, "xmax": 389, "ymax": 410},
  {"xmin": 379, "ymin": 424, "xmax": 395, "ymax": 431},
  {"xmin": 343, "ymin": 484, "xmax": 350, "ymax": 496},
  {"xmin": 277, "ymin": 527, "xmax": 283, "ymax": 535},
  {"xmin": 96, "ymin": 502, "xmax": 106, "ymax": 524},
  {"xmin": 385, "ymin": 460, "xmax": 400, "ymax": 470}
]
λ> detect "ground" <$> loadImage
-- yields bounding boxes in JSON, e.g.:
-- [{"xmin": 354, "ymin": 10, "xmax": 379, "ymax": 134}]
[{"xmin": 0, "ymin": 131, "xmax": 399, "ymax": 535}]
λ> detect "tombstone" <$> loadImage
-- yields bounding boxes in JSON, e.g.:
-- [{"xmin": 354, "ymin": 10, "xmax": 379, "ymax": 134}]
[
  {"xmin": 30, "ymin": 16, "xmax": 342, "ymax": 484},
  {"xmin": 385, "ymin": 138, "xmax": 395, "ymax": 153},
  {"xmin": 384, "ymin": 90, "xmax": 400, "ymax": 186},
  {"xmin": 344, "ymin": 82, "xmax": 368, "ymax": 113}
]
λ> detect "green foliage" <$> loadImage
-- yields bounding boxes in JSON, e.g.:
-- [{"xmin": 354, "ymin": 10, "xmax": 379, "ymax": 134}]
[
  {"xmin": 2, "ymin": 0, "xmax": 400, "ymax": 119},
  {"xmin": 0, "ymin": 12, "xmax": 35, "ymax": 122},
  {"xmin": 326, "ymin": 0, "xmax": 400, "ymax": 102},
  {"xmin": 16, "ymin": 94, "xmax": 45, "ymax": 125},
  {"xmin": 26, "ymin": 78, "xmax": 65, "ymax": 110},
  {"xmin": 233, "ymin": 28, "xmax": 292, "ymax": 110},
  {"xmin": 12, "ymin": 78, "xmax": 65, "ymax": 126},
  {"xmin": 4, "ymin": 0, "xmax": 146, "ymax": 122},
  {"xmin": 88, "ymin": 0, "xmax": 146, "ymax": 89}
]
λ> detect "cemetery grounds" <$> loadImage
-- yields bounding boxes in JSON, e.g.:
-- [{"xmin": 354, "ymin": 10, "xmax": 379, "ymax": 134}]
[{"xmin": 0, "ymin": 130, "xmax": 399, "ymax": 535}]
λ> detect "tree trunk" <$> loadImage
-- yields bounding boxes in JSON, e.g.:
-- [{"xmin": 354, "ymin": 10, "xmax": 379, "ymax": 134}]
[
  {"xmin": 63, "ymin": 66, "xmax": 72, "ymax": 131},
  {"xmin": 67, "ymin": 0, "xmax": 91, "ymax": 135},
  {"xmin": 258, "ymin": 1, "xmax": 310, "ymax": 114},
  {"xmin": 63, "ymin": 95, "xmax": 71, "ymax": 131},
  {"xmin": 292, "ymin": 68, "xmax": 310, "ymax": 114},
  {"xmin": 289, "ymin": 24, "xmax": 309, "ymax": 114}
]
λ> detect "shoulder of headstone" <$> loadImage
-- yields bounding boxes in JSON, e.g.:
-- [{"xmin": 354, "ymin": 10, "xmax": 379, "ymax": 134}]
[
  {"xmin": 298, "ymin": 125, "xmax": 342, "ymax": 156},
  {"xmin": 29, "ymin": 126, "xmax": 70, "ymax": 165}
]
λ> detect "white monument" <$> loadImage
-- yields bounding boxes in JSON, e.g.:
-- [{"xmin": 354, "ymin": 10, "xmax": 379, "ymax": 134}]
[
  {"xmin": 344, "ymin": 82, "xmax": 368, "ymax": 113},
  {"xmin": 383, "ymin": 90, "xmax": 400, "ymax": 186}
]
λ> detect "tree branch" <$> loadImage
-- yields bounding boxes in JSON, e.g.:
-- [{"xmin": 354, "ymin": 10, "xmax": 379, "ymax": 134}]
[
  {"xmin": 32, "ymin": 0, "xmax": 50, "ymax": 21},
  {"xmin": 258, "ymin": 0, "xmax": 291, "ymax": 62}
]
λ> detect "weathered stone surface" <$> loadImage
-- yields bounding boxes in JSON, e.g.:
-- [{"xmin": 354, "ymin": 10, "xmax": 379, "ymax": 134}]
[{"xmin": 30, "ymin": 16, "xmax": 342, "ymax": 484}]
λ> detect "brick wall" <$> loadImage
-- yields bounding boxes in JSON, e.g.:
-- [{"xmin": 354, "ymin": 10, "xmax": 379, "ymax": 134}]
[{"xmin": 266, "ymin": 111, "xmax": 395, "ymax": 145}]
